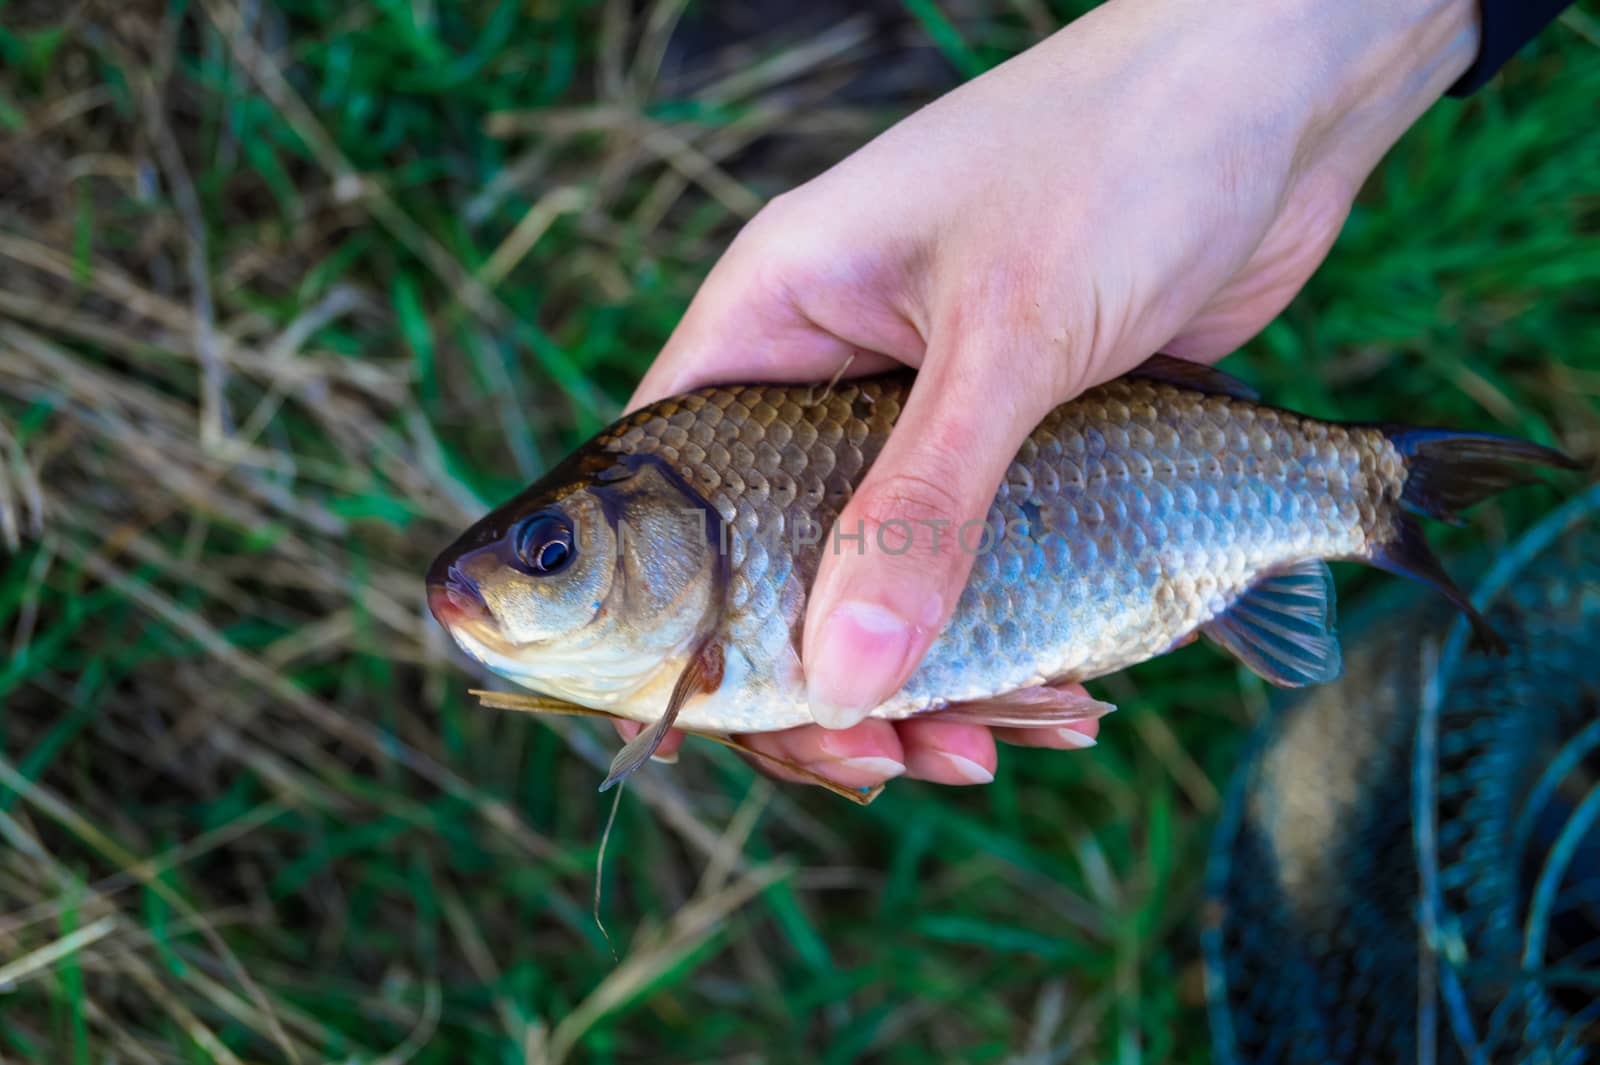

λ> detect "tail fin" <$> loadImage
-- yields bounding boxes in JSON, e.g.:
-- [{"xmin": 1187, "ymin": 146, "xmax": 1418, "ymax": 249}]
[
  {"xmin": 1389, "ymin": 429, "xmax": 1579, "ymax": 524},
  {"xmin": 1371, "ymin": 429, "xmax": 1580, "ymax": 652}
]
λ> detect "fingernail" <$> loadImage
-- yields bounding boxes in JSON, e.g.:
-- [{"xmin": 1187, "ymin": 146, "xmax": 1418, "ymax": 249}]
[
  {"xmin": 821, "ymin": 756, "xmax": 907, "ymax": 788},
  {"xmin": 806, "ymin": 600, "xmax": 916, "ymax": 729},
  {"xmin": 928, "ymin": 751, "xmax": 994, "ymax": 785},
  {"xmin": 649, "ymin": 750, "xmax": 679, "ymax": 764},
  {"xmin": 1054, "ymin": 727, "xmax": 1098, "ymax": 749}
]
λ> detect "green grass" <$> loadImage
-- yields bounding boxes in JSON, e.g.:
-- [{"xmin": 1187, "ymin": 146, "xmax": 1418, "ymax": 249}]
[{"xmin": 0, "ymin": 1, "xmax": 1596, "ymax": 1062}]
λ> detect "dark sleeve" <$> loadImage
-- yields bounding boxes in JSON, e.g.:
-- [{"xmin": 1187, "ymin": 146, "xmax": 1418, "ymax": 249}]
[{"xmin": 1447, "ymin": 0, "xmax": 1577, "ymax": 95}]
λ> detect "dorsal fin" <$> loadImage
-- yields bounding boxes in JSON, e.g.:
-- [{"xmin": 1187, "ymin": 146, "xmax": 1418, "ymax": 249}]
[
  {"xmin": 1127, "ymin": 354, "xmax": 1258, "ymax": 401},
  {"xmin": 1202, "ymin": 559, "xmax": 1342, "ymax": 687}
]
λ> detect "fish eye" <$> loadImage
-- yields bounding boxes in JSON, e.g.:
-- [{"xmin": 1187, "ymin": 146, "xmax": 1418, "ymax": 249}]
[{"xmin": 512, "ymin": 513, "xmax": 574, "ymax": 576}]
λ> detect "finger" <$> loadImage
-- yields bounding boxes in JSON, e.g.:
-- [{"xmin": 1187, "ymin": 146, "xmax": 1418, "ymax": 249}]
[
  {"xmin": 612, "ymin": 720, "xmax": 687, "ymax": 763},
  {"xmin": 992, "ymin": 719, "xmax": 1100, "ymax": 750},
  {"xmin": 896, "ymin": 719, "xmax": 998, "ymax": 785},
  {"xmin": 733, "ymin": 720, "xmax": 907, "ymax": 790},
  {"xmin": 802, "ymin": 335, "xmax": 1054, "ymax": 729}
]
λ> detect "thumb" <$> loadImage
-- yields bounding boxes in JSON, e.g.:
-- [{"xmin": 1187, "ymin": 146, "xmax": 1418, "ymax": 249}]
[{"xmin": 802, "ymin": 337, "xmax": 1054, "ymax": 729}]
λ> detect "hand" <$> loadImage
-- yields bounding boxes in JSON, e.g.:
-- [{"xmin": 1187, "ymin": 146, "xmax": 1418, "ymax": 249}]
[{"xmin": 620, "ymin": 0, "xmax": 1479, "ymax": 788}]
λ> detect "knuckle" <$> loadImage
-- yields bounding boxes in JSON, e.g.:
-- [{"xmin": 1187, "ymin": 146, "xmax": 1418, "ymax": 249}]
[
  {"xmin": 949, "ymin": 258, "xmax": 1042, "ymax": 330},
  {"xmin": 743, "ymin": 189, "xmax": 806, "ymax": 242},
  {"xmin": 855, "ymin": 465, "xmax": 972, "ymax": 537},
  {"xmin": 720, "ymin": 200, "xmax": 794, "ymax": 271},
  {"xmin": 939, "ymin": 266, "xmax": 1098, "ymax": 404}
]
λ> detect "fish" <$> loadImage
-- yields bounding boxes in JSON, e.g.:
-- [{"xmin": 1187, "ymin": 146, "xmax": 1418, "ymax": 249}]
[
  {"xmin": 1203, "ymin": 487, "xmax": 1600, "ymax": 1064},
  {"xmin": 426, "ymin": 355, "xmax": 1578, "ymax": 786}
]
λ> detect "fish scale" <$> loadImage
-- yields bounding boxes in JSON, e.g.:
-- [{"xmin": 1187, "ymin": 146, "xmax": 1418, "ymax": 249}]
[
  {"xmin": 583, "ymin": 371, "xmax": 1404, "ymax": 729},
  {"xmin": 428, "ymin": 356, "xmax": 1574, "ymax": 752}
]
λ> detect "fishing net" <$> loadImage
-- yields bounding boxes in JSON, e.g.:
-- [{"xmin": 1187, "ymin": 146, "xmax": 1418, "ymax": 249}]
[{"xmin": 1205, "ymin": 486, "xmax": 1600, "ymax": 1064}]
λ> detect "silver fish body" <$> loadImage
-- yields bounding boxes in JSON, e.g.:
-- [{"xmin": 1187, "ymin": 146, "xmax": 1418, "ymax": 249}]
[
  {"xmin": 613, "ymin": 374, "xmax": 1400, "ymax": 731},
  {"xmin": 427, "ymin": 357, "xmax": 1574, "ymax": 743}
]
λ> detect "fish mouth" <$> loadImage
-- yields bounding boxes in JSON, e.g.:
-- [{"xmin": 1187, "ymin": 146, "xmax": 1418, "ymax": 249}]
[
  {"xmin": 426, "ymin": 587, "xmax": 522, "ymax": 666},
  {"xmin": 426, "ymin": 546, "xmax": 558, "ymax": 682},
  {"xmin": 425, "ymin": 555, "xmax": 508, "ymax": 651},
  {"xmin": 424, "ymin": 538, "xmax": 487, "ymax": 616},
  {"xmin": 426, "ymin": 580, "xmax": 488, "ymax": 628},
  {"xmin": 424, "ymin": 561, "xmax": 534, "ymax": 673},
  {"xmin": 428, "ymin": 593, "xmax": 516, "ymax": 653}
]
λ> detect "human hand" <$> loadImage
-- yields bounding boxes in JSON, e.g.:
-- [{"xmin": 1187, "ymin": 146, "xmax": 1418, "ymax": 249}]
[{"xmin": 619, "ymin": 0, "xmax": 1480, "ymax": 788}]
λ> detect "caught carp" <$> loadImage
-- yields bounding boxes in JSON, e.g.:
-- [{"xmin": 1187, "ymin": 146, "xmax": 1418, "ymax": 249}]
[{"xmin": 426, "ymin": 356, "xmax": 1576, "ymax": 785}]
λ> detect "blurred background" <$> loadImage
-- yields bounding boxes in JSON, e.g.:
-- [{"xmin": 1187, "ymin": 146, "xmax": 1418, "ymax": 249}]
[{"xmin": 0, "ymin": 1, "xmax": 1595, "ymax": 1061}]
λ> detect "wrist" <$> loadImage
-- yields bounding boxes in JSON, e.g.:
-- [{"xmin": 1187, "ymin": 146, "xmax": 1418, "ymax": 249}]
[
  {"xmin": 1286, "ymin": 0, "xmax": 1481, "ymax": 181},
  {"xmin": 1038, "ymin": 0, "xmax": 1479, "ymax": 186},
  {"xmin": 1097, "ymin": 0, "xmax": 1479, "ymax": 183}
]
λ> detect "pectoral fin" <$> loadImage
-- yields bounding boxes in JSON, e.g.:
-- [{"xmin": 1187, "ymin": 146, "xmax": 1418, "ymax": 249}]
[
  {"xmin": 1202, "ymin": 559, "xmax": 1341, "ymax": 687},
  {"xmin": 600, "ymin": 643, "xmax": 725, "ymax": 791}
]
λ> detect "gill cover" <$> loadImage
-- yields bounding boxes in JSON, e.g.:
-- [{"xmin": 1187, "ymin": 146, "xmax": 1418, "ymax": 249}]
[{"xmin": 590, "ymin": 458, "xmax": 730, "ymax": 789}]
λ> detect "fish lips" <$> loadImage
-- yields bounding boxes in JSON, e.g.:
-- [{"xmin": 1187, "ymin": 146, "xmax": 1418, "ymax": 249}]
[{"xmin": 426, "ymin": 572, "xmax": 489, "ymax": 630}]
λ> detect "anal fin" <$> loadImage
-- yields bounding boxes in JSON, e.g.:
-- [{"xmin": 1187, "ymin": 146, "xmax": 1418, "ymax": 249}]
[
  {"xmin": 1202, "ymin": 559, "xmax": 1342, "ymax": 687},
  {"xmin": 927, "ymin": 683, "xmax": 1116, "ymax": 728}
]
